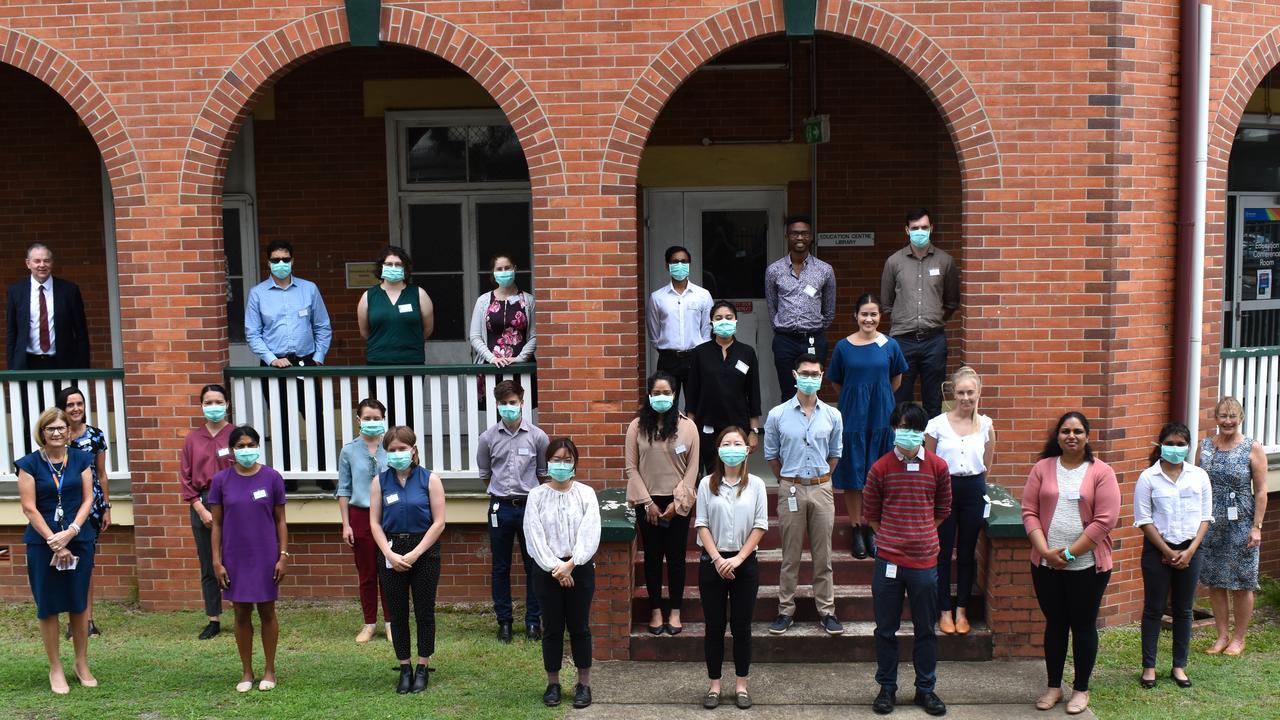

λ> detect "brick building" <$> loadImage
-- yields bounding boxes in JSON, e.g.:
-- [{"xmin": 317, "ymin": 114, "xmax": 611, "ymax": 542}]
[{"xmin": 1, "ymin": 1, "xmax": 1278, "ymax": 661}]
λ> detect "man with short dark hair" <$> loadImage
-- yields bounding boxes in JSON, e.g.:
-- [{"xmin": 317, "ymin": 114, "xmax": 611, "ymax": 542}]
[
  {"xmin": 765, "ymin": 214, "xmax": 836, "ymax": 398},
  {"xmin": 6, "ymin": 243, "xmax": 90, "ymax": 369},
  {"xmin": 863, "ymin": 401, "xmax": 951, "ymax": 716},
  {"xmin": 476, "ymin": 380, "xmax": 549, "ymax": 643},
  {"xmin": 880, "ymin": 208, "xmax": 960, "ymax": 418},
  {"xmin": 646, "ymin": 244, "xmax": 712, "ymax": 406}
]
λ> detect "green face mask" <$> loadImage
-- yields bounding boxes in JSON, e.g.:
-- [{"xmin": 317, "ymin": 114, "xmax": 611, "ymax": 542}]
[
  {"xmin": 493, "ymin": 270, "xmax": 516, "ymax": 287},
  {"xmin": 1160, "ymin": 445, "xmax": 1189, "ymax": 464},
  {"xmin": 894, "ymin": 428, "xmax": 925, "ymax": 451},
  {"xmin": 233, "ymin": 447, "xmax": 261, "ymax": 468},
  {"xmin": 712, "ymin": 319, "xmax": 737, "ymax": 338},
  {"xmin": 269, "ymin": 261, "xmax": 292, "ymax": 280},
  {"xmin": 648, "ymin": 395, "xmax": 674, "ymax": 413},
  {"xmin": 718, "ymin": 446, "xmax": 749, "ymax": 467},
  {"xmin": 547, "ymin": 462, "xmax": 575, "ymax": 482},
  {"xmin": 387, "ymin": 450, "xmax": 413, "ymax": 470},
  {"xmin": 498, "ymin": 404, "xmax": 521, "ymax": 422},
  {"xmin": 359, "ymin": 420, "xmax": 385, "ymax": 437},
  {"xmin": 202, "ymin": 404, "xmax": 227, "ymax": 423},
  {"xmin": 381, "ymin": 265, "xmax": 405, "ymax": 283}
]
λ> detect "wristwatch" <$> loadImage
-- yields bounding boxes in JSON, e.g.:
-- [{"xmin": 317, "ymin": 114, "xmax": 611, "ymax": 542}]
[
  {"xmin": 752, "ymin": 427, "xmax": 763, "ymax": 435},
  {"xmin": 102, "ymin": 502, "xmax": 112, "ymax": 509},
  {"xmin": 279, "ymin": 551, "xmax": 291, "ymax": 558},
  {"xmin": 1255, "ymin": 522, "xmax": 1264, "ymax": 530}
]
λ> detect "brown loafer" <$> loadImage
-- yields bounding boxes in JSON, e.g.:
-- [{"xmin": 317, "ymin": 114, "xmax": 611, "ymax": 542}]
[
  {"xmin": 955, "ymin": 615, "xmax": 970, "ymax": 635},
  {"xmin": 938, "ymin": 613, "xmax": 955, "ymax": 635}
]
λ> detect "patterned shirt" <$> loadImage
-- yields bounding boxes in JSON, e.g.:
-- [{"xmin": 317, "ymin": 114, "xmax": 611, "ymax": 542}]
[{"xmin": 764, "ymin": 253, "xmax": 836, "ymax": 332}]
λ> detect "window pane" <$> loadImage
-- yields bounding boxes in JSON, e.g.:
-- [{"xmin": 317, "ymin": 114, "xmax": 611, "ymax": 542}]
[
  {"xmin": 467, "ymin": 125, "xmax": 530, "ymax": 182},
  {"xmin": 223, "ymin": 208, "xmax": 245, "ymax": 343},
  {"xmin": 476, "ymin": 201, "xmax": 531, "ymax": 272},
  {"xmin": 408, "ymin": 203, "xmax": 464, "ymax": 272},
  {"xmin": 700, "ymin": 210, "xmax": 769, "ymax": 298},
  {"xmin": 406, "ymin": 127, "xmax": 467, "ymax": 183},
  {"xmin": 227, "ymin": 280, "xmax": 246, "ymax": 343},
  {"xmin": 415, "ymin": 272, "xmax": 465, "ymax": 341}
]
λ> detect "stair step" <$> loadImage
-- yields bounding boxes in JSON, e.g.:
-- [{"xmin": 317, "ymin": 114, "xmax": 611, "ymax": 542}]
[
  {"xmin": 630, "ymin": 584, "xmax": 985, "ymax": 623},
  {"xmin": 635, "ymin": 549, "xmax": 876, "ymax": 586},
  {"xmin": 630, "ymin": 621, "xmax": 993, "ymax": 662}
]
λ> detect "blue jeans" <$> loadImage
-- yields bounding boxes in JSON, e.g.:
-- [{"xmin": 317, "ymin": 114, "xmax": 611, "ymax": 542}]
[
  {"xmin": 892, "ymin": 330, "xmax": 947, "ymax": 418},
  {"xmin": 772, "ymin": 331, "xmax": 829, "ymax": 399},
  {"xmin": 872, "ymin": 559, "xmax": 938, "ymax": 693},
  {"xmin": 489, "ymin": 499, "xmax": 541, "ymax": 626}
]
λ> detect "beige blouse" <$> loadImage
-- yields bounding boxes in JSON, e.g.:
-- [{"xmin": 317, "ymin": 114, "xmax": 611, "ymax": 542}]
[{"xmin": 624, "ymin": 415, "xmax": 699, "ymax": 515}]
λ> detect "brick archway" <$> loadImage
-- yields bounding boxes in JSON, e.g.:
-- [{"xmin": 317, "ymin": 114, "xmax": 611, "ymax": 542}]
[
  {"xmin": 179, "ymin": 5, "xmax": 563, "ymax": 203},
  {"xmin": 600, "ymin": 0, "xmax": 1001, "ymax": 192},
  {"xmin": 1209, "ymin": 26, "xmax": 1280, "ymax": 187},
  {"xmin": 0, "ymin": 27, "xmax": 146, "ymax": 207}
]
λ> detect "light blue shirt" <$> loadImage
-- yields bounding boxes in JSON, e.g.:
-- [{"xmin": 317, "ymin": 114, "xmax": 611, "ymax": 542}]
[
  {"xmin": 244, "ymin": 276, "xmax": 332, "ymax": 363},
  {"xmin": 336, "ymin": 436, "xmax": 388, "ymax": 509},
  {"xmin": 763, "ymin": 396, "xmax": 843, "ymax": 478}
]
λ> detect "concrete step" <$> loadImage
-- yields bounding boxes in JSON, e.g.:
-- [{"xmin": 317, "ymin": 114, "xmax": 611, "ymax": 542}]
[
  {"xmin": 629, "ymin": 621, "xmax": 993, "ymax": 663},
  {"xmin": 630, "ymin": 584, "xmax": 986, "ymax": 623},
  {"xmin": 634, "ymin": 549, "xmax": 876, "ymax": 586}
]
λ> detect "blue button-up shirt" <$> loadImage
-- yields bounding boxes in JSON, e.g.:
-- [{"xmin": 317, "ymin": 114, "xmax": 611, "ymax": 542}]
[
  {"xmin": 336, "ymin": 436, "xmax": 388, "ymax": 509},
  {"xmin": 763, "ymin": 396, "xmax": 843, "ymax": 478},
  {"xmin": 244, "ymin": 276, "xmax": 332, "ymax": 363}
]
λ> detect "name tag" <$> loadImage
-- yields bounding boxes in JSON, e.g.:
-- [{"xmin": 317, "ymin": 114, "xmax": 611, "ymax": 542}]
[
  {"xmin": 787, "ymin": 495, "xmax": 799, "ymax": 512},
  {"xmin": 398, "ymin": 304, "xmax": 413, "ymax": 313},
  {"xmin": 252, "ymin": 488, "xmax": 268, "ymax": 501},
  {"xmin": 703, "ymin": 425, "xmax": 715, "ymax": 435},
  {"xmin": 491, "ymin": 502, "xmax": 500, "ymax": 527},
  {"xmin": 874, "ymin": 334, "xmax": 888, "ymax": 347},
  {"xmin": 673, "ymin": 445, "xmax": 687, "ymax": 456},
  {"xmin": 385, "ymin": 493, "xmax": 400, "ymax": 505},
  {"xmin": 297, "ymin": 308, "xmax": 309, "ymax": 317},
  {"xmin": 803, "ymin": 284, "xmax": 818, "ymax": 298},
  {"xmin": 217, "ymin": 447, "xmax": 231, "ymax": 457},
  {"xmin": 1179, "ymin": 486, "xmax": 1197, "ymax": 498},
  {"xmin": 983, "ymin": 494, "xmax": 992, "ymax": 519},
  {"xmin": 735, "ymin": 360, "xmax": 750, "ymax": 374},
  {"xmin": 517, "ymin": 447, "xmax": 531, "ymax": 456},
  {"xmin": 906, "ymin": 463, "xmax": 920, "ymax": 472},
  {"xmin": 929, "ymin": 268, "xmax": 941, "ymax": 277},
  {"xmin": 1227, "ymin": 506, "xmax": 1239, "ymax": 521},
  {"xmin": 885, "ymin": 563, "xmax": 898, "ymax": 579},
  {"xmin": 1065, "ymin": 490, "xmax": 1080, "ymax": 501},
  {"xmin": 385, "ymin": 555, "xmax": 393, "ymax": 569}
]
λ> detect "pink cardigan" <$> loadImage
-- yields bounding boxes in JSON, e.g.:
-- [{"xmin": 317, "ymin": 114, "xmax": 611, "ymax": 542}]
[{"xmin": 1021, "ymin": 456, "xmax": 1121, "ymax": 572}]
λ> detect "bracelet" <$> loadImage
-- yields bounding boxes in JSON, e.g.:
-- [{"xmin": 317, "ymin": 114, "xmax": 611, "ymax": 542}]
[
  {"xmin": 279, "ymin": 551, "xmax": 291, "ymax": 557},
  {"xmin": 102, "ymin": 502, "xmax": 112, "ymax": 509},
  {"xmin": 1062, "ymin": 548, "xmax": 1076, "ymax": 562},
  {"xmin": 68, "ymin": 522, "xmax": 80, "ymax": 535}
]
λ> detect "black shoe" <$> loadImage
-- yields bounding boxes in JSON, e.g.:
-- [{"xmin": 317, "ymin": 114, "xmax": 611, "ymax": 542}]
[
  {"xmin": 768, "ymin": 614, "xmax": 794, "ymax": 635},
  {"xmin": 913, "ymin": 690, "xmax": 947, "ymax": 716},
  {"xmin": 497, "ymin": 622, "xmax": 513, "ymax": 644},
  {"xmin": 1170, "ymin": 670, "xmax": 1192, "ymax": 689},
  {"xmin": 65, "ymin": 624, "xmax": 72, "ymax": 640},
  {"xmin": 543, "ymin": 683, "xmax": 562, "ymax": 707},
  {"xmin": 572, "ymin": 683, "xmax": 592, "ymax": 709},
  {"xmin": 411, "ymin": 664, "xmax": 428, "ymax": 693},
  {"xmin": 873, "ymin": 687, "xmax": 896, "ymax": 714},
  {"xmin": 851, "ymin": 525, "xmax": 868, "ymax": 559},
  {"xmin": 666, "ymin": 623, "xmax": 683, "ymax": 636},
  {"xmin": 198, "ymin": 621, "xmax": 221, "ymax": 640},
  {"xmin": 396, "ymin": 665, "xmax": 413, "ymax": 694},
  {"xmin": 863, "ymin": 524, "xmax": 878, "ymax": 559},
  {"xmin": 526, "ymin": 624, "xmax": 542, "ymax": 641},
  {"xmin": 1139, "ymin": 675, "xmax": 1157, "ymax": 689},
  {"xmin": 87, "ymin": 620, "xmax": 101, "ymax": 637}
]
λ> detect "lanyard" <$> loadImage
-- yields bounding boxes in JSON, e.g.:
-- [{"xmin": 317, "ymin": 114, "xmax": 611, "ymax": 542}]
[{"xmin": 43, "ymin": 451, "xmax": 67, "ymax": 527}]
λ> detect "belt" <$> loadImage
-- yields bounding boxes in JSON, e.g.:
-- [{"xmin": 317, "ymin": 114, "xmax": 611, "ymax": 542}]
[
  {"xmin": 774, "ymin": 328, "xmax": 822, "ymax": 339},
  {"xmin": 259, "ymin": 353, "xmax": 317, "ymax": 367},
  {"xmin": 390, "ymin": 532, "xmax": 423, "ymax": 540},
  {"xmin": 894, "ymin": 327, "xmax": 944, "ymax": 342},
  {"xmin": 658, "ymin": 348, "xmax": 696, "ymax": 357},
  {"xmin": 782, "ymin": 475, "xmax": 831, "ymax": 486},
  {"xmin": 491, "ymin": 496, "xmax": 527, "ymax": 507}
]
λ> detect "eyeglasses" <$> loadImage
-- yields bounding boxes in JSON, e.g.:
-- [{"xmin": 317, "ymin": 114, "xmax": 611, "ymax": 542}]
[
  {"xmin": 269, "ymin": 256, "xmax": 292, "ymax": 263},
  {"xmin": 796, "ymin": 372, "xmax": 822, "ymax": 379},
  {"xmin": 787, "ymin": 231, "xmax": 813, "ymax": 238},
  {"xmin": 44, "ymin": 426, "xmax": 68, "ymax": 435}
]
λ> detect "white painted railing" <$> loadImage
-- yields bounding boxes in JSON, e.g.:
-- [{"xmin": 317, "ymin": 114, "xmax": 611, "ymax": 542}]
[
  {"xmin": 223, "ymin": 363, "xmax": 536, "ymax": 481},
  {"xmin": 1219, "ymin": 346, "xmax": 1280, "ymax": 453},
  {"xmin": 0, "ymin": 370, "xmax": 130, "ymax": 483}
]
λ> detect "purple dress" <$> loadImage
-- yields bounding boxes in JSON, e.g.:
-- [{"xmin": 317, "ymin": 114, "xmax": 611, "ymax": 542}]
[{"xmin": 208, "ymin": 465, "xmax": 286, "ymax": 603}]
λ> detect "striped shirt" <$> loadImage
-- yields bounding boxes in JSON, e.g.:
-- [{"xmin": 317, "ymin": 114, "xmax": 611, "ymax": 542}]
[{"xmin": 863, "ymin": 447, "xmax": 952, "ymax": 569}]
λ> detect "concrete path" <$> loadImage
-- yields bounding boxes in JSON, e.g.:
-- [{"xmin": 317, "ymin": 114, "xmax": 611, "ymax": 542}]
[{"xmin": 574, "ymin": 660, "xmax": 1097, "ymax": 719}]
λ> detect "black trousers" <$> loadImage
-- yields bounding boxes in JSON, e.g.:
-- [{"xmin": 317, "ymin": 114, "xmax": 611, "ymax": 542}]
[
  {"xmin": 772, "ymin": 331, "xmax": 829, "ymax": 399},
  {"xmin": 1030, "ymin": 564, "xmax": 1111, "ymax": 691},
  {"xmin": 378, "ymin": 536, "xmax": 441, "ymax": 661},
  {"xmin": 656, "ymin": 349, "xmax": 693, "ymax": 407},
  {"xmin": 937, "ymin": 473, "xmax": 986, "ymax": 611},
  {"xmin": 637, "ymin": 495, "xmax": 690, "ymax": 613},
  {"xmin": 189, "ymin": 498, "xmax": 222, "ymax": 618},
  {"xmin": 893, "ymin": 330, "xmax": 947, "ymax": 418},
  {"xmin": 259, "ymin": 356, "xmax": 327, "ymax": 482},
  {"xmin": 699, "ymin": 552, "xmax": 759, "ymax": 680},
  {"xmin": 532, "ymin": 562, "xmax": 595, "ymax": 673},
  {"xmin": 1141, "ymin": 538, "xmax": 1204, "ymax": 669}
]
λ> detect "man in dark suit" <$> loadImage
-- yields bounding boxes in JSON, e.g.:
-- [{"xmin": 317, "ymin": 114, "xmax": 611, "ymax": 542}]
[{"xmin": 6, "ymin": 243, "xmax": 90, "ymax": 369}]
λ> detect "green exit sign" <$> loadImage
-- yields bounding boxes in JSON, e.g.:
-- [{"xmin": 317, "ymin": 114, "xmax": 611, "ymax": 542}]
[{"xmin": 804, "ymin": 115, "xmax": 830, "ymax": 144}]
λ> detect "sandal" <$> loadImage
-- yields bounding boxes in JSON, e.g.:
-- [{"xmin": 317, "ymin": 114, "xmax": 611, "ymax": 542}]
[
  {"xmin": 1066, "ymin": 691, "xmax": 1089, "ymax": 715},
  {"xmin": 1223, "ymin": 641, "xmax": 1246, "ymax": 657},
  {"xmin": 1034, "ymin": 688, "xmax": 1062, "ymax": 711},
  {"xmin": 703, "ymin": 691, "xmax": 720, "ymax": 709}
]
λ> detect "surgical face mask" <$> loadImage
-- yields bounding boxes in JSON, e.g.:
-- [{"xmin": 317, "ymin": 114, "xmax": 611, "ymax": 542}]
[
  {"xmin": 202, "ymin": 404, "xmax": 227, "ymax": 423},
  {"xmin": 894, "ymin": 428, "xmax": 925, "ymax": 452},
  {"xmin": 668, "ymin": 262, "xmax": 690, "ymax": 282},
  {"xmin": 498, "ymin": 404, "xmax": 522, "ymax": 422},
  {"xmin": 718, "ymin": 446, "xmax": 749, "ymax": 467},
  {"xmin": 794, "ymin": 375, "xmax": 822, "ymax": 396},
  {"xmin": 493, "ymin": 270, "xmax": 516, "ymax": 287},
  {"xmin": 269, "ymin": 261, "xmax": 292, "ymax": 279},
  {"xmin": 648, "ymin": 394, "xmax": 674, "ymax": 413},
  {"xmin": 381, "ymin": 264, "xmax": 405, "ymax": 283},
  {"xmin": 233, "ymin": 447, "xmax": 261, "ymax": 468},
  {"xmin": 1160, "ymin": 444, "xmax": 1189, "ymax": 465},
  {"xmin": 359, "ymin": 420, "xmax": 385, "ymax": 437},
  {"xmin": 387, "ymin": 450, "xmax": 413, "ymax": 471},
  {"xmin": 908, "ymin": 229, "xmax": 931, "ymax": 248},
  {"xmin": 712, "ymin": 319, "xmax": 737, "ymax": 338},
  {"xmin": 547, "ymin": 461, "xmax": 575, "ymax": 482}
]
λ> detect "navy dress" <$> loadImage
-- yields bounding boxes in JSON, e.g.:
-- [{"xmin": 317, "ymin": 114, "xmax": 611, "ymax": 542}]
[
  {"xmin": 17, "ymin": 449, "xmax": 97, "ymax": 619},
  {"xmin": 826, "ymin": 335, "xmax": 909, "ymax": 490}
]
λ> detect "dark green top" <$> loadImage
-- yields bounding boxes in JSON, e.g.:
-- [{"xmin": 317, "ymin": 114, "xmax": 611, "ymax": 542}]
[{"xmin": 366, "ymin": 284, "xmax": 425, "ymax": 364}]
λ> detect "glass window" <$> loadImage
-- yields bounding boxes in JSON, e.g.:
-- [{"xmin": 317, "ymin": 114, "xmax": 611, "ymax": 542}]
[
  {"xmin": 404, "ymin": 125, "xmax": 529, "ymax": 185},
  {"xmin": 468, "ymin": 126, "xmax": 529, "ymax": 182},
  {"xmin": 475, "ymin": 201, "xmax": 533, "ymax": 292},
  {"xmin": 407, "ymin": 203, "xmax": 465, "ymax": 341},
  {"xmin": 223, "ymin": 207, "xmax": 246, "ymax": 343},
  {"xmin": 406, "ymin": 127, "xmax": 467, "ymax": 183},
  {"xmin": 700, "ymin": 210, "xmax": 769, "ymax": 299}
]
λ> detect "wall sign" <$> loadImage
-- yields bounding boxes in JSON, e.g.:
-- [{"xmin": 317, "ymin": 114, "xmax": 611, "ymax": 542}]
[
  {"xmin": 816, "ymin": 231, "xmax": 874, "ymax": 248},
  {"xmin": 346, "ymin": 262, "xmax": 380, "ymax": 289}
]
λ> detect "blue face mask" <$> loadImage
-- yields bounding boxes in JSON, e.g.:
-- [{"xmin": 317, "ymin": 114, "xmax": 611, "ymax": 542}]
[
  {"xmin": 547, "ymin": 461, "xmax": 575, "ymax": 482},
  {"xmin": 1160, "ymin": 444, "xmax": 1189, "ymax": 464},
  {"xmin": 233, "ymin": 447, "xmax": 261, "ymax": 468},
  {"xmin": 894, "ymin": 428, "xmax": 925, "ymax": 451},
  {"xmin": 712, "ymin": 319, "xmax": 737, "ymax": 338},
  {"xmin": 795, "ymin": 375, "xmax": 822, "ymax": 396},
  {"xmin": 648, "ymin": 395, "xmax": 674, "ymax": 413},
  {"xmin": 387, "ymin": 450, "xmax": 413, "ymax": 471},
  {"xmin": 668, "ymin": 262, "xmax": 690, "ymax": 282},
  {"xmin": 908, "ymin": 229, "xmax": 931, "ymax": 248},
  {"xmin": 359, "ymin": 420, "xmax": 385, "ymax": 437},
  {"xmin": 381, "ymin": 265, "xmax": 405, "ymax": 283},
  {"xmin": 498, "ymin": 404, "xmax": 522, "ymax": 422},
  {"xmin": 202, "ymin": 404, "xmax": 227, "ymax": 423},
  {"xmin": 269, "ymin": 261, "xmax": 292, "ymax": 280},
  {"xmin": 493, "ymin": 270, "xmax": 516, "ymax": 287},
  {"xmin": 718, "ymin": 446, "xmax": 749, "ymax": 467}
]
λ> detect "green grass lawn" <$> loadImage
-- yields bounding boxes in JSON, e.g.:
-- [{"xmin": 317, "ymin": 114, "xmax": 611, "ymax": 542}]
[{"xmin": 0, "ymin": 601, "xmax": 568, "ymax": 720}]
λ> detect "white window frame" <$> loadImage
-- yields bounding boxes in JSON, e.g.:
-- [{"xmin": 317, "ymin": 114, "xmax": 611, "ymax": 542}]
[{"xmin": 223, "ymin": 193, "xmax": 260, "ymax": 366}]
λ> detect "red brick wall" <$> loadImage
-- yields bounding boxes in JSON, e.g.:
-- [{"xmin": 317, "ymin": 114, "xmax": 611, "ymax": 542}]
[{"xmin": 0, "ymin": 526, "xmax": 136, "ymax": 603}]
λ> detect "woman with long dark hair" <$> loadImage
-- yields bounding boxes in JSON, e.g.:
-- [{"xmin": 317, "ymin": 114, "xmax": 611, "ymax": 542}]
[{"xmin": 54, "ymin": 386, "xmax": 110, "ymax": 638}]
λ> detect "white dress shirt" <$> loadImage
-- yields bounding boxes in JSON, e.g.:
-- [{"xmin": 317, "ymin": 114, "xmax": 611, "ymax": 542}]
[
  {"xmin": 695, "ymin": 472, "xmax": 768, "ymax": 553},
  {"xmin": 1133, "ymin": 461, "xmax": 1213, "ymax": 545},
  {"xmin": 523, "ymin": 481, "xmax": 601, "ymax": 571},
  {"xmin": 28, "ymin": 275, "xmax": 55, "ymax": 355},
  {"xmin": 646, "ymin": 281, "xmax": 712, "ymax": 351},
  {"xmin": 924, "ymin": 412, "xmax": 992, "ymax": 476}
]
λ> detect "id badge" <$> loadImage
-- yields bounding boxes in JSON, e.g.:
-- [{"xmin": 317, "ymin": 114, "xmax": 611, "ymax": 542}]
[
  {"xmin": 929, "ymin": 268, "xmax": 941, "ymax": 277},
  {"xmin": 787, "ymin": 486, "xmax": 798, "ymax": 513},
  {"xmin": 675, "ymin": 444, "xmax": 688, "ymax": 455},
  {"xmin": 1065, "ymin": 490, "xmax": 1080, "ymax": 501},
  {"xmin": 252, "ymin": 488, "xmax": 268, "ymax": 501},
  {"xmin": 803, "ymin": 285, "xmax": 818, "ymax": 298},
  {"xmin": 491, "ymin": 502, "xmax": 500, "ymax": 527},
  {"xmin": 1228, "ymin": 506, "xmax": 1239, "ymax": 521},
  {"xmin": 983, "ymin": 494, "xmax": 992, "ymax": 519},
  {"xmin": 398, "ymin": 304, "xmax": 413, "ymax": 313},
  {"xmin": 703, "ymin": 425, "xmax": 715, "ymax": 435},
  {"xmin": 735, "ymin": 360, "xmax": 750, "ymax": 374},
  {"xmin": 385, "ymin": 555, "xmax": 393, "ymax": 569},
  {"xmin": 217, "ymin": 447, "xmax": 231, "ymax": 457},
  {"xmin": 385, "ymin": 493, "xmax": 400, "ymax": 505},
  {"xmin": 885, "ymin": 563, "xmax": 898, "ymax": 579},
  {"xmin": 807, "ymin": 337, "xmax": 816, "ymax": 355},
  {"xmin": 906, "ymin": 462, "xmax": 920, "ymax": 472},
  {"xmin": 54, "ymin": 505, "xmax": 64, "ymax": 524}
]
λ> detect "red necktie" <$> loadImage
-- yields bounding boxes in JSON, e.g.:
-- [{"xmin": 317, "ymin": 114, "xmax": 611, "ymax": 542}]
[{"xmin": 38, "ymin": 286, "xmax": 51, "ymax": 353}]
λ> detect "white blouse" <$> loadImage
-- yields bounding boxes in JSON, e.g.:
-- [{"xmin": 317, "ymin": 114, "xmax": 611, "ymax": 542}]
[
  {"xmin": 1133, "ymin": 462, "xmax": 1213, "ymax": 545},
  {"xmin": 694, "ymin": 473, "xmax": 769, "ymax": 553},
  {"xmin": 1044, "ymin": 459, "xmax": 1094, "ymax": 570},
  {"xmin": 523, "ymin": 481, "xmax": 601, "ymax": 572},
  {"xmin": 924, "ymin": 412, "xmax": 992, "ymax": 476}
]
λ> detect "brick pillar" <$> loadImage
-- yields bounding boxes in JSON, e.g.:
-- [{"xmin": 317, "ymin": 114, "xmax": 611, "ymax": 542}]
[
  {"xmin": 983, "ymin": 534, "xmax": 1042, "ymax": 659},
  {"xmin": 590, "ymin": 539, "xmax": 637, "ymax": 661}
]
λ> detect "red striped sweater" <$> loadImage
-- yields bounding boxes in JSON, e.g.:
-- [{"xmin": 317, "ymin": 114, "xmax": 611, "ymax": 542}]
[{"xmin": 863, "ymin": 448, "xmax": 952, "ymax": 569}]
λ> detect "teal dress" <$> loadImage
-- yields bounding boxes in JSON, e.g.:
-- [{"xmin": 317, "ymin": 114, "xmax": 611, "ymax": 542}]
[
  {"xmin": 826, "ymin": 336, "xmax": 909, "ymax": 490},
  {"xmin": 17, "ymin": 449, "xmax": 97, "ymax": 618},
  {"xmin": 366, "ymin": 284, "xmax": 425, "ymax": 364}
]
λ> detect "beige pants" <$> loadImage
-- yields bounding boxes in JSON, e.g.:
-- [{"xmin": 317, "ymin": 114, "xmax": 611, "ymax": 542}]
[{"xmin": 777, "ymin": 480, "xmax": 835, "ymax": 617}]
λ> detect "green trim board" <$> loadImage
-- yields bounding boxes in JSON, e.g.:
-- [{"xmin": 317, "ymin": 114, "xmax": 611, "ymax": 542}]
[
  {"xmin": 1220, "ymin": 345, "xmax": 1280, "ymax": 359},
  {"xmin": 983, "ymin": 482, "xmax": 1026, "ymax": 539},
  {"xmin": 598, "ymin": 487, "xmax": 637, "ymax": 543},
  {"xmin": 223, "ymin": 362, "xmax": 535, "ymax": 380},
  {"xmin": 1, "ymin": 369, "xmax": 124, "ymax": 381}
]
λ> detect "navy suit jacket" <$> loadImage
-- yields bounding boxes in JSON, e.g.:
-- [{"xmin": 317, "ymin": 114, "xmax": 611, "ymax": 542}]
[{"xmin": 5, "ymin": 276, "xmax": 91, "ymax": 369}]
